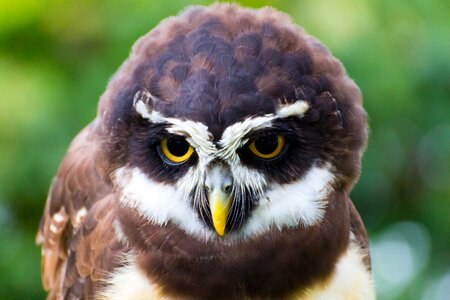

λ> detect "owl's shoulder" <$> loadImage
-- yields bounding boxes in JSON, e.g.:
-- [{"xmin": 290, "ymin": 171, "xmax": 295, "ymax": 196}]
[{"xmin": 37, "ymin": 121, "xmax": 126, "ymax": 299}]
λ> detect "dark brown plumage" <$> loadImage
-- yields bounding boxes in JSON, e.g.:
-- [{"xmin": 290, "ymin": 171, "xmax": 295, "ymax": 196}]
[{"xmin": 37, "ymin": 4, "xmax": 373, "ymax": 299}]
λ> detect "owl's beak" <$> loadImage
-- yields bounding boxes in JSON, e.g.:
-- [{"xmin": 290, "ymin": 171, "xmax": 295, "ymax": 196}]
[
  {"xmin": 205, "ymin": 164, "xmax": 232, "ymax": 236},
  {"xmin": 208, "ymin": 188, "xmax": 231, "ymax": 236}
]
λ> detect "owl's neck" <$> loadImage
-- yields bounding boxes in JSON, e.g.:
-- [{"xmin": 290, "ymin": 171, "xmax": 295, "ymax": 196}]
[{"xmin": 117, "ymin": 191, "xmax": 350, "ymax": 299}]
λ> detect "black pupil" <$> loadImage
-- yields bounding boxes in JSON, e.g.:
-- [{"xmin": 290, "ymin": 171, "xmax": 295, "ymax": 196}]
[
  {"xmin": 167, "ymin": 136, "xmax": 189, "ymax": 156},
  {"xmin": 254, "ymin": 135, "xmax": 278, "ymax": 155}
]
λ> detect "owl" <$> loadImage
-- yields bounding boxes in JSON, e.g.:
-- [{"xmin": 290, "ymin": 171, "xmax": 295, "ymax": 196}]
[{"xmin": 37, "ymin": 4, "xmax": 374, "ymax": 300}]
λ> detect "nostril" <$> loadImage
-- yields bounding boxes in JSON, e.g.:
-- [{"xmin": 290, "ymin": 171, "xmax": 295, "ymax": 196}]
[
  {"xmin": 224, "ymin": 184, "xmax": 232, "ymax": 193},
  {"xmin": 205, "ymin": 185, "xmax": 211, "ymax": 192}
]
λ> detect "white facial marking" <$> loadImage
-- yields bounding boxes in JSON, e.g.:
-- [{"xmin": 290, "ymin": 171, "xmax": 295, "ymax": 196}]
[
  {"xmin": 133, "ymin": 90, "xmax": 166, "ymax": 123},
  {"xmin": 165, "ymin": 119, "xmax": 216, "ymax": 157},
  {"xmin": 115, "ymin": 167, "xmax": 214, "ymax": 240},
  {"xmin": 217, "ymin": 99, "xmax": 309, "ymax": 159},
  {"xmin": 227, "ymin": 160, "xmax": 267, "ymax": 193},
  {"xmin": 277, "ymin": 100, "xmax": 309, "ymax": 118},
  {"xmin": 115, "ymin": 164, "xmax": 334, "ymax": 240},
  {"xmin": 236, "ymin": 164, "xmax": 334, "ymax": 238},
  {"xmin": 135, "ymin": 98, "xmax": 216, "ymax": 157},
  {"xmin": 134, "ymin": 98, "xmax": 310, "ymax": 160},
  {"xmin": 218, "ymin": 115, "xmax": 274, "ymax": 160}
]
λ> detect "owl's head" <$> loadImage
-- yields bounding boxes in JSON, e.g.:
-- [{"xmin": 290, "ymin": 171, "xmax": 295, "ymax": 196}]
[{"xmin": 97, "ymin": 4, "xmax": 367, "ymax": 240}]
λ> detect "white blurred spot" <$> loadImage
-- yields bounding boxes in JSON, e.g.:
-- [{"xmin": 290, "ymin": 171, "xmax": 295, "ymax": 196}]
[
  {"xmin": 371, "ymin": 222, "xmax": 431, "ymax": 299},
  {"xmin": 422, "ymin": 270, "xmax": 450, "ymax": 300}
]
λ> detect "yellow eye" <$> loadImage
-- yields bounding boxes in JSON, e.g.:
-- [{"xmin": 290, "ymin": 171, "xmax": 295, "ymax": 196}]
[
  {"xmin": 248, "ymin": 135, "xmax": 286, "ymax": 159},
  {"xmin": 159, "ymin": 136, "xmax": 194, "ymax": 164}
]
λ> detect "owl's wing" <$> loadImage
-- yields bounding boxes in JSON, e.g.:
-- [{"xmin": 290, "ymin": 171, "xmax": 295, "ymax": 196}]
[
  {"xmin": 36, "ymin": 122, "xmax": 125, "ymax": 299},
  {"xmin": 348, "ymin": 198, "xmax": 371, "ymax": 269}
]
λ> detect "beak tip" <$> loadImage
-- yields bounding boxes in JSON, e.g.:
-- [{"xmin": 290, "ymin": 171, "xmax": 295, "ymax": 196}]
[{"xmin": 214, "ymin": 224, "xmax": 226, "ymax": 237}]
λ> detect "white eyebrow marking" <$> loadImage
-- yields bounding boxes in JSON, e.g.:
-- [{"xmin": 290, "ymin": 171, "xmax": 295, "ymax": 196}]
[
  {"xmin": 217, "ymin": 115, "xmax": 274, "ymax": 159},
  {"xmin": 136, "ymin": 100, "xmax": 216, "ymax": 156},
  {"xmin": 277, "ymin": 100, "xmax": 309, "ymax": 118},
  {"xmin": 218, "ymin": 100, "xmax": 309, "ymax": 158},
  {"xmin": 134, "ymin": 97, "xmax": 166, "ymax": 124},
  {"xmin": 165, "ymin": 119, "xmax": 216, "ymax": 157},
  {"xmin": 134, "ymin": 95, "xmax": 309, "ymax": 158}
]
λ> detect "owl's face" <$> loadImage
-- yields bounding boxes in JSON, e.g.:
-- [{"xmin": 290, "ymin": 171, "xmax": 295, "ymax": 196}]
[
  {"xmin": 107, "ymin": 93, "xmax": 349, "ymax": 241},
  {"xmin": 115, "ymin": 94, "xmax": 337, "ymax": 239},
  {"xmin": 100, "ymin": 6, "xmax": 366, "ymax": 241}
]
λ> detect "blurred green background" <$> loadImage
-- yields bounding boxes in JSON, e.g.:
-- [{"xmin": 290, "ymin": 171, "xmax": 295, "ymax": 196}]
[{"xmin": 0, "ymin": 0, "xmax": 449, "ymax": 299}]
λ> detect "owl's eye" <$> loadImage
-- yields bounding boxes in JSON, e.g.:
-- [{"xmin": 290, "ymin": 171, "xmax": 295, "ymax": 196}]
[
  {"xmin": 248, "ymin": 135, "xmax": 286, "ymax": 160},
  {"xmin": 159, "ymin": 136, "xmax": 194, "ymax": 164}
]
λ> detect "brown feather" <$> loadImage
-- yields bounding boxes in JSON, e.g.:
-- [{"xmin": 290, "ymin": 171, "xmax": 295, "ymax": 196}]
[{"xmin": 37, "ymin": 123, "xmax": 127, "ymax": 299}]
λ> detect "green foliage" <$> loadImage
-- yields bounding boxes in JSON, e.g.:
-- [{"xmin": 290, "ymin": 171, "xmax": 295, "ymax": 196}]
[{"xmin": 0, "ymin": 0, "xmax": 448, "ymax": 299}]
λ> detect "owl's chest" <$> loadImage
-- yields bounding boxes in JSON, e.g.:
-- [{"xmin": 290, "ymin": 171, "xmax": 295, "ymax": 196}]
[{"xmin": 97, "ymin": 242, "xmax": 374, "ymax": 300}]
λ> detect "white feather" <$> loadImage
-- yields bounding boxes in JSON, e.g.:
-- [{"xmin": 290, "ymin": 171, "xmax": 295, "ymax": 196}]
[
  {"xmin": 238, "ymin": 164, "xmax": 333, "ymax": 237},
  {"xmin": 218, "ymin": 115, "xmax": 274, "ymax": 159},
  {"xmin": 134, "ymin": 101, "xmax": 166, "ymax": 123},
  {"xmin": 113, "ymin": 219, "xmax": 128, "ymax": 245},
  {"xmin": 165, "ymin": 119, "xmax": 216, "ymax": 157},
  {"xmin": 96, "ymin": 257, "xmax": 160, "ymax": 300},
  {"xmin": 277, "ymin": 100, "xmax": 309, "ymax": 118},
  {"xmin": 115, "ymin": 164, "xmax": 333, "ymax": 241},
  {"xmin": 115, "ymin": 167, "xmax": 214, "ymax": 240},
  {"xmin": 134, "ymin": 99, "xmax": 309, "ymax": 159},
  {"xmin": 300, "ymin": 242, "xmax": 375, "ymax": 300}
]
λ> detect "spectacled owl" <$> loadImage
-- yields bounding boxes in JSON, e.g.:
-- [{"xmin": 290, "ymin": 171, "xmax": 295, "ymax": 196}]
[{"xmin": 37, "ymin": 4, "xmax": 374, "ymax": 299}]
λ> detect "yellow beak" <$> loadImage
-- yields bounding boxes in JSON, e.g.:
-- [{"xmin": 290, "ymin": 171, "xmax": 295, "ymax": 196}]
[{"xmin": 208, "ymin": 189, "xmax": 231, "ymax": 237}]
